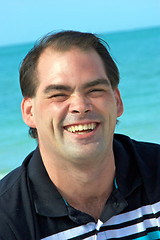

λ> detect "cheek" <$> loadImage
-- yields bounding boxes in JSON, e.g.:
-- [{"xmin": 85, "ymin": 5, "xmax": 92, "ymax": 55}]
[
  {"xmin": 47, "ymin": 102, "xmax": 69, "ymax": 127},
  {"xmin": 32, "ymin": 101, "xmax": 52, "ymax": 128},
  {"xmin": 93, "ymin": 96, "xmax": 116, "ymax": 114}
]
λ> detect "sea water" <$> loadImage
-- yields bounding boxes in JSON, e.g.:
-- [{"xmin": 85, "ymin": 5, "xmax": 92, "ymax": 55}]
[{"xmin": 0, "ymin": 27, "xmax": 160, "ymax": 176}]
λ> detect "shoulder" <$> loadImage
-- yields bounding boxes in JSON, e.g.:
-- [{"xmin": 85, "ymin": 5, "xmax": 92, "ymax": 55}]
[
  {"xmin": 0, "ymin": 212, "xmax": 17, "ymax": 240},
  {"xmin": 114, "ymin": 134, "xmax": 160, "ymax": 160},
  {"xmin": 0, "ymin": 167, "xmax": 25, "ymax": 196},
  {"xmin": 114, "ymin": 134, "xmax": 160, "ymax": 203},
  {"xmin": 0, "ymin": 151, "xmax": 34, "ymax": 208},
  {"xmin": 114, "ymin": 134, "xmax": 160, "ymax": 169},
  {"xmin": 0, "ymin": 151, "xmax": 37, "ymax": 239},
  {"xmin": 0, "ymin": 151, "xmax": 34, "ymax": 196}
]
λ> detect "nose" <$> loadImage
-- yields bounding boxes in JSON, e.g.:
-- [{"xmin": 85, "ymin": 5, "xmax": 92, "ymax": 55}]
[{"xmin": 69, "ymin": 94, "xmax": 92, "ymax": 115}]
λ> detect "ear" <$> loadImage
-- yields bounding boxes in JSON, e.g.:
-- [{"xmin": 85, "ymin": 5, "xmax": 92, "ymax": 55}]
[
  {"xmin": 21, "ymin": 98, "xmax": 36, "ymax": 128},
  {"xmin": 113, "ymin": 87, "xmax": 124, "ymax": 117}
]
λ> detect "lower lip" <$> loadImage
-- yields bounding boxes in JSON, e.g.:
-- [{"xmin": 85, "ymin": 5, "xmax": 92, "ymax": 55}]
[{"xmin": 64, "ymin": 123, "xmax": 100, "ymax": 139}]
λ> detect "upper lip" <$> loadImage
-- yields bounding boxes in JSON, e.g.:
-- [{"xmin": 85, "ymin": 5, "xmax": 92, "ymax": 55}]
[
  {"xmin": 63, "ymin": 122, "xmax": 100, "ymax": 133},
  {"xmin": 63, "ymin": 121, "xmax": 99, "ymax": 128}
]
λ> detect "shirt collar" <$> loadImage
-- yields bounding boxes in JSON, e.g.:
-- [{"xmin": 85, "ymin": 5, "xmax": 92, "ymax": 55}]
[
  {"xmin": 27, "ymin": 135, "xmax": 142, "ymax": 219},
  {"xmin": 113, "ymin": 134, "xmax": 142, "ymax": 198},
  {"xmin": 28, "ymin": 148, "xmax": 68, "ymax": 218}
]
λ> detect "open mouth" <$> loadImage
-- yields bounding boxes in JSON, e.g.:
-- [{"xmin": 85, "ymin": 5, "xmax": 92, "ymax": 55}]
[{"xmin": 64, "ymin": 123, "xmax": 98, "ymax": 135}]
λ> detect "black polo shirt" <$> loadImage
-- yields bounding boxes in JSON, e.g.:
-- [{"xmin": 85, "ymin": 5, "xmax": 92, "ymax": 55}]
[{"xmin": 0, "ymin": 134, "xmax": 160, "ymax": 239}]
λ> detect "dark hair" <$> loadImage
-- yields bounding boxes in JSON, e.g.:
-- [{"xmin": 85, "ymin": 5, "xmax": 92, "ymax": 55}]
[{"xmin": 19, "ymin": 30, "xmax": 120, "ymax": 139}]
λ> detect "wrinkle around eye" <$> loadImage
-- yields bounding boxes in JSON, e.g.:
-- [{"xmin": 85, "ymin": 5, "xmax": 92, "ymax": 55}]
[
  {"xmin": 48, "ymin": 94, "xmax": 69, "ymax": 102},
  {"xmin": 88, "ymin": 89, "xmax": 106, "ymax": 97}
]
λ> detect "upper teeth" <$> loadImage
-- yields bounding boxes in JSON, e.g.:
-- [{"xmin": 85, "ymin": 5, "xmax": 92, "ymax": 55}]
[{"xmin": 66, "ymin": 123, "xmax": 97, "ymax": 133}]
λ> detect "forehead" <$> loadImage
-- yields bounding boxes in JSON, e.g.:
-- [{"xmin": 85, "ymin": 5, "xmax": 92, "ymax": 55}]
[
  {"xmin": 38, "ymin": 46, "xmax": 104, "ymax": 69},
  {"xmin": 36, "ymin": 46, "xmax": 108, "ymax": 88}
]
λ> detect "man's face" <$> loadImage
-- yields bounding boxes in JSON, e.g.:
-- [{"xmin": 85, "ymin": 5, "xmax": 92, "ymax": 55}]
[{"xmin": 22, "ymin": 47, "xmax": 123, "ymax": 165}]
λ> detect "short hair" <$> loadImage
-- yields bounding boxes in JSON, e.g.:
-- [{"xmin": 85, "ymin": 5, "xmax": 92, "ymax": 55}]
[{"xmin": 19, "ymin": 30, "xmax": 120, "ymax": 139}]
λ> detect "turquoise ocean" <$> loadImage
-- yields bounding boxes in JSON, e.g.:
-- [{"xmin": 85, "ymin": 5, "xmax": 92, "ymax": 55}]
[{"xmin": 0, "ymin": 27, "xmax": 160, "ymax": 177}]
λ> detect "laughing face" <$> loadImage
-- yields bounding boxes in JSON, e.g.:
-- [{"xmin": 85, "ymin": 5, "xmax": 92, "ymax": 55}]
[{"xmin": 22, "ymin": 47, "xmax": 123, "ymax": 166}]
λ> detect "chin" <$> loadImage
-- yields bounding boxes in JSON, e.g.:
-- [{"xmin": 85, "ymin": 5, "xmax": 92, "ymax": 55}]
[{"xmin": 65, "ymin": 147, "xmax": 103, "ymax": 163}]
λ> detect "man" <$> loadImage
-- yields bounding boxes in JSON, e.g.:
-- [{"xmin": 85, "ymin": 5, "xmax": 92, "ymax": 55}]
[{"xmin": 0, "ymin": 31, "xmax": 160, "ymax": 240}]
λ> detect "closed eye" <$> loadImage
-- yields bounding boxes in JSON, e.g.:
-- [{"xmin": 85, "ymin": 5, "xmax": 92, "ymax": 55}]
[
  {"xmin": 89, "ymin": 89, "xmax": 104, "ymax": 92},
  {"xmin": 88, "ymin": 88, "xmax": 105, "ymax": 97},
  {"xmin": 49, "ymin": 93, "xmax": 69, "ymax": 101},
  {"xmin": 49, "ymin": 93, "xmax": 67, "ymax": 98}
]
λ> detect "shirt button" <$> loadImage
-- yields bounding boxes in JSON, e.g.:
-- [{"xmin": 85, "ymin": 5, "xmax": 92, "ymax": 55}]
[{"xmin": 113, "ymin": 201, "xmax": 119, "ymax": 208}]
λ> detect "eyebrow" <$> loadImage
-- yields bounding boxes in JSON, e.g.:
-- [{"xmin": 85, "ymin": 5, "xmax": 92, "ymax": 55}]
[
  {"xmin": 44, "ymin": 84, "xmax": 72, "ymax": 94},
  {"xmin": 43, "ymin": 78, "xmax": 110, "ymax": 94},
  {"xmin": 82, "ymin": 78, "xmax": 110, "ymax": 89}
]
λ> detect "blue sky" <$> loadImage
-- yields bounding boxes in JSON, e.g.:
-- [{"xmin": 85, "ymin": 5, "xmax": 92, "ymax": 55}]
[{"xmin": 1, "ymin": 0, "xmax": 160, "ymax": 46}]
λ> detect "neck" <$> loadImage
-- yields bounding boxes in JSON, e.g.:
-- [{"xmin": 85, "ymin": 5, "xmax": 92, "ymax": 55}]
[{"xmin": 40, "ymin": 147, "xmax": 116, "ymax": 220}]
